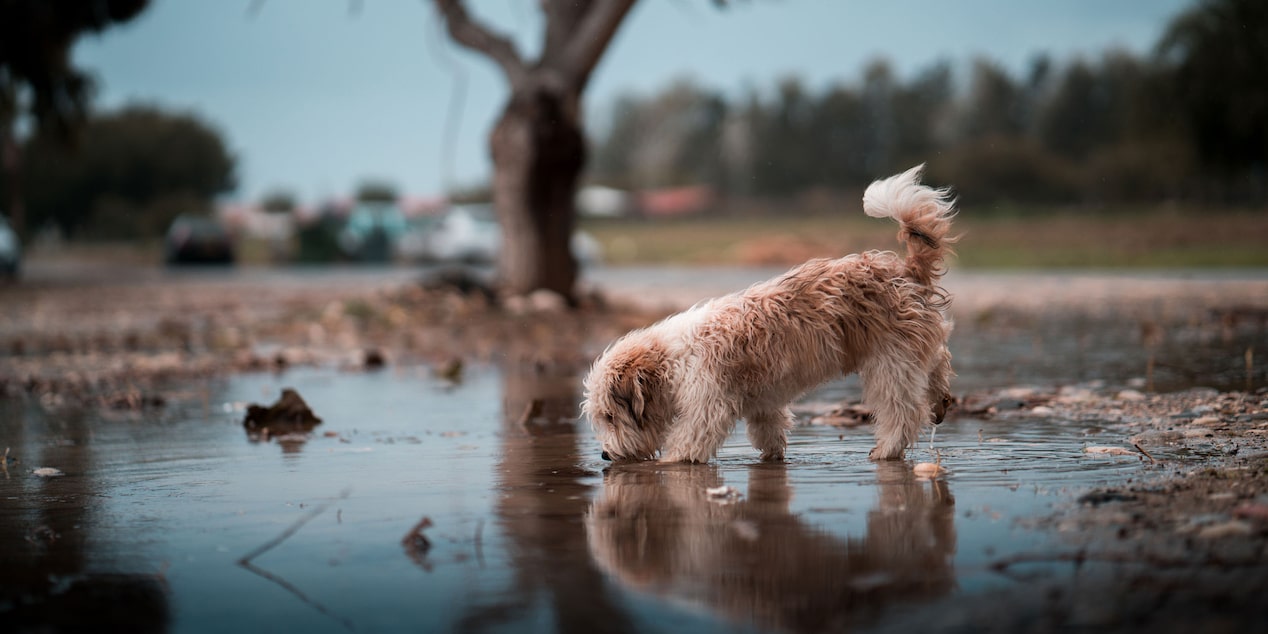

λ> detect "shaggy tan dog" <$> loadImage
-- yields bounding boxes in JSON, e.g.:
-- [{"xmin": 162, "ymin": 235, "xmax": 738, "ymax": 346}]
[{"xmin": 582, "ymin": 165, "xmax": 956, "ymax": 463}]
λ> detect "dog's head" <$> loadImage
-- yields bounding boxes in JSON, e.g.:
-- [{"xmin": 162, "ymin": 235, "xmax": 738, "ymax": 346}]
[
  {"xmin": 927, "ymin": 321, "xmax": 956, "ymax": 425},
  {"xmin": 581, "ymin": 338, "xmax": 673, "ymax": 462}
]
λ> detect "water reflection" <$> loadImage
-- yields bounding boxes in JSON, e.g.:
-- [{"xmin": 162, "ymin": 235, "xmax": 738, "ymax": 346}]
[
  {"xmin": 586, "ymin": 461, "xmax": 956, "ymax": 633},
  {"xmin": 0, "ymin": 402, "xmax": 169, "ymax": 632},
  {"xmin": 241, "ymin": 418, "xmax": 321, "ymax": 454},
  {"xmin": 456, "ymin": 362, "xmax": 635, "ymax": 633}
]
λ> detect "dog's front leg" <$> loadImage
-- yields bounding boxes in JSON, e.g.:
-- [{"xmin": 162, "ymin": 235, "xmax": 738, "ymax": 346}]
[
  {"xmin": 862, "ymin": 356, "xmax": 929, "ymax": 461},
  {"xmin": 660, "ymin": 379, "xmax": 736, "ymax": 463}
]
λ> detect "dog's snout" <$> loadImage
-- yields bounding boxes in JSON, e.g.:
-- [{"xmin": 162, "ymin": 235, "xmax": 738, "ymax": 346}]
[
  {"xmin": 933, "ymin": 395, "xmax": 954, "ymax": 425},
  {"xmin": 601, "ymin": 451, "xmax": 612, "ymax": 461}
]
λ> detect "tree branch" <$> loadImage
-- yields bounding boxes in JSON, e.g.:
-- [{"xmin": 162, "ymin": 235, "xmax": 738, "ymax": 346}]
[
  {"xmin": 556, "ymin": 0, "xmax": 638, "ymax": 91},
  {"xmin": 432, "ymin": 0, "xmax": 526, "ymax": 85}
]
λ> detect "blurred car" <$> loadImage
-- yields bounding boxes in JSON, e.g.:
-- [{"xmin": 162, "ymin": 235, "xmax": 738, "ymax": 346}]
[
  {"xmin": 337, "ymin": 200, "xmax": 408, "ymax": 263},
  {"xmin": 423, "ymin": 204, "xmax": 501, "ymax": 264},
  {"xmin": 397, "ymin": 204, "xmax": 602, "ymax": 265},
  {"xmin": 0, "ymin": 214, "xmax": 20, "ymax": 278},
  {"xmin": 164, "ymin": 215, "xmax": 236, "ymax": 265}
]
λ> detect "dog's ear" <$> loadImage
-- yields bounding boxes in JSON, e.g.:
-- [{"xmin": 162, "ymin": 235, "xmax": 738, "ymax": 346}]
[
  {"xmin": 610, "ymin": 350, "xmax": 662, "ymax": 430},
  {"xmin": 614, "ymin": 368, "xmax": 648, "ymax": 429}
]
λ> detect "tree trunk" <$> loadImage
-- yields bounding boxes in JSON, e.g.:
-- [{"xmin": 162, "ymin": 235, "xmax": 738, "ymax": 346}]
[
  {"xmin": 1, "ymin": 117, "xmax": 23, "ymax": 239},
  {"xmin": 490, "ymin": 83, "xmax": 584, "ymax": 302}
]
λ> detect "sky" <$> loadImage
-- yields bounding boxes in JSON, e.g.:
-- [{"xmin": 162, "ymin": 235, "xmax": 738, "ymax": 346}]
[{"xmin": 73, "ymin": 0, "xmax": 1195, "ymax": 204}]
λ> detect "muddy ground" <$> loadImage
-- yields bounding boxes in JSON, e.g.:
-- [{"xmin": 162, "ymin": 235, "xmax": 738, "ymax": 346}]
[{"xmin": 2, "ymin": 263, "xmax": 1267, "ymax": 631}]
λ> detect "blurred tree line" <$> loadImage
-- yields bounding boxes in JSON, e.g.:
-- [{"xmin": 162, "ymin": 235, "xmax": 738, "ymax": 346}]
[
  {"xmin": 2, "ymin": 106, "xmax": 234, "ymax": 240},
  {"xmin": 1, "ymin": 0, "xmax": 152, "ymax": 238},
  {"xmin": 591, "ymin": 0, "xmax": 1268, "ymax": 208}
]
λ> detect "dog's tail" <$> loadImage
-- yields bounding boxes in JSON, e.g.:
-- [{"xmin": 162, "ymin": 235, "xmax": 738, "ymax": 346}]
[{"xmin": 862, "ymin": 164, "xmax": 956, "ymax": 286}]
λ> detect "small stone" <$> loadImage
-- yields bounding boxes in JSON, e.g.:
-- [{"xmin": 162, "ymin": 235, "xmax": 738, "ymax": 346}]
[
  {"xmin": 1116, "ymin": 389, "xmax": 1146, "ymax": 402},
  {"xmin": 1195, "ymin": 520, "xmax": 1253, "ymax": 539},
  {"xmin": 1233, "ymin": 502, "xmax": 1268, "ymax": 522},
  {"xmin": 32, "ymin": 467, "xmax": 64, "ymax": 477}
]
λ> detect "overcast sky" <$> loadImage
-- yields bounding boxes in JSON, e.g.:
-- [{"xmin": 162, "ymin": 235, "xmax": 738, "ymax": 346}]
[{"xmin": 73, "ymin": 0, "xmax": 1194, "ymax": 203}]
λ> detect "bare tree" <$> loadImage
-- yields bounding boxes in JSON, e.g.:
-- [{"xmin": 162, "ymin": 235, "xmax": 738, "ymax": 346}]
[{"xmin": 434, "ymin": 0, "xmax": 637, "ymax": 302}]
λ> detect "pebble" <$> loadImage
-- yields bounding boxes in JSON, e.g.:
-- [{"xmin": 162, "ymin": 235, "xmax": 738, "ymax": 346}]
[
  {"xmin": 1195, "ymin": 520, "xmax": 1253, "ymax": 540},
  {"xmin": 1233, "ymin": 502, "xmax": 1268, "ymax": 522},
  {"xmin": 32, "ymin": 467, "xmax": 64, "ymax": 477},
  {"xmin": 1116, "ymin": 389, "xmax": 1146, "ymax": 402}
]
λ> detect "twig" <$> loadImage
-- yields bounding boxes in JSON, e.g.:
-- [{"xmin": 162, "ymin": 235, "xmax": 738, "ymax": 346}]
[
  {"xmin": 990, "ymin": 549, "xmax": 1262, "ymax": 577},
  {"xmin": 237, "ymin": 489, "xmax": 355, "ymax": 630},
  {"xmin": 238, "ymin": 488, "xmax": 351, "ymax": 565},
  {"xmin": 239, "ymin": 561, "xmax": 357, "ymax": 631},
  {"xmin": 1132, "ymin": 442, "xmax": 1157, "ymax": 464},
  {"xmin": 474, "ymin": 518, "xmax": 485, "ymax": 568}
]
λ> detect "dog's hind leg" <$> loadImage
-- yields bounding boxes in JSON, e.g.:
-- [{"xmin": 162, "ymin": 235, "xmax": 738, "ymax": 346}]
[
  {"xmin": 861, "ymin": 355, "xmax": 929, "ymax": 460},
  {"xmin": 746, "ymin": 408, "xmax": 793, "ymax": 461}
]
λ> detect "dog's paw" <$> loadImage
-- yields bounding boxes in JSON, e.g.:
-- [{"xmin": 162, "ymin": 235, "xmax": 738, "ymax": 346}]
[
  {"xmin": 759, "ymin": 450, "xmax": 785, "ymax": 462},
  {"xmin": 868, "ymin": 446, "xmax": 904, "ymax": 461}
]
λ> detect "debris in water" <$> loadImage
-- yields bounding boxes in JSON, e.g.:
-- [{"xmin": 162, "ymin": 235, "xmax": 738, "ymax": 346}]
[
  {"xmin": 706, "ymin": 485, "xmax": 742, "ymax": 504},
  {"xmin": 1083, "ymin": 446, "xmax": 1136, "ymax": 457},
  {"xmin": 32, "ymin": 467, "xmax": 64, "ymax": 477},
  {"xmin": 402, "ymin": 516, "xmax": 434, "ymax": 570},
  {"xmin": 914, "ymin": 450, "xmax": 945, "ymax": 479},
  {"xmin": 243, "ymin": 388, "xmax": 323, "ymax": 429},
  {"xmin": 435, "ymin": 357, "xmax": 464, "ymax": 383},
  {"xmin": 362, "ymin": 348, "xmax": 387, "ymax": 370}
]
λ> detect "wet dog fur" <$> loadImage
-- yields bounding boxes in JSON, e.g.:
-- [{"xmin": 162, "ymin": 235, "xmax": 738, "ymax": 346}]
[{"xmin": 582, "ymin": 165, "xmax": 956, "ymax": 463}]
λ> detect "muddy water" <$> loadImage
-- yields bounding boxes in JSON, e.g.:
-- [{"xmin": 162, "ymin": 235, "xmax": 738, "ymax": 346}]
[
  {"xmin": 3, "ymin": 266, "xmax": 1264, "ymax": 632},
  {"xmin": 3, "ymin": 361, "xmax": 1188, "ymax": 634}
]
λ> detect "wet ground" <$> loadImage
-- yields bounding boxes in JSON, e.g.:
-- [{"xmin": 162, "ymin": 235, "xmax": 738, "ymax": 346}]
[{"xmin": 2, "ymin": 262, "xmax": 1267, "ymax": 632}]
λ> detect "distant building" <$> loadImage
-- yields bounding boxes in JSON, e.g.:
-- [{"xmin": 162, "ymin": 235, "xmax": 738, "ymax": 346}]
[{"xmin": 636, "ymin": 185, "xmax": 717, "ymax": 218}]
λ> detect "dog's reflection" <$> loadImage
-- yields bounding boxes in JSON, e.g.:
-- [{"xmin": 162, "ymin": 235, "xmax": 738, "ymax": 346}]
[{"xmin": 586, "ymin": 462, "xmax": 955, "ymax": 632}]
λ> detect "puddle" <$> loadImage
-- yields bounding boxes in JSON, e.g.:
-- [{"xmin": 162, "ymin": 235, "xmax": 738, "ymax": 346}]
[{"xmin": 1, "ymin": 361, "xmax": 1189, "ymax": 634}]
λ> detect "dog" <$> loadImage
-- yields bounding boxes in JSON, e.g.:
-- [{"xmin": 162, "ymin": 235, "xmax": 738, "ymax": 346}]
[{"xmin": 582, "ymin": 165, "xmax": 956, "ymax": 463}]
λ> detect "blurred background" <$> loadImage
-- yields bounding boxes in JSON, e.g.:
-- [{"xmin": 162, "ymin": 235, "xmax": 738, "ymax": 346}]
[{"xmin": 0, "ymin": 0, "xmax": 1264, "ymax": 281}]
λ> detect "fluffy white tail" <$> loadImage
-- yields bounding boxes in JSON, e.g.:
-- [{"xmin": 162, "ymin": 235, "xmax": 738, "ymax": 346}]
[{"xmin": 862, "ymin": 164, "xmax": 956, "ymax": 285}]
